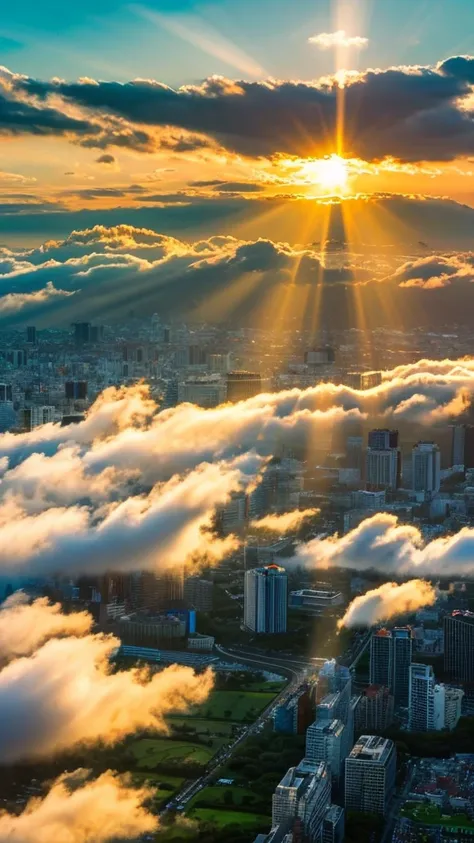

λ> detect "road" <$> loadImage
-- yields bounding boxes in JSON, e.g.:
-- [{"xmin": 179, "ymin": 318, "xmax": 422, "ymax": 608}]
[{"xmin": 160, "ymin": 662, "xmax": 304, "ymax": 817}]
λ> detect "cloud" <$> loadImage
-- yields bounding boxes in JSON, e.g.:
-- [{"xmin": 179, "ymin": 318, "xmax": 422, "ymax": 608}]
[
  {"xmin": 0, "ymin": 455, "xmax": 259, "ymax": 577},
  {"xmin": 250, "ymin": 508, "xmax": 319, "ymax": 532},
  {"xmin": 95, "ymin": 153, "xmax": 116, "ymax": 165},
  {"xmin": 0, "ymin": 282, "xmax": 75, "ymax": 313},
  {"xmin": 0, "ymin": 593, "xmax": 92, "ymax": 660},
  {"xmin": 291, "ymin": 512, "xmax": 474, "ymax": 578},
  {"xmin": 338, "ymin": 579, "xmax": 436, "ymax": 628},
  {"xmin": 308, "ymin": 30, "xmax": 369, "ymax": 49},
  {"xmin": 0, "ymin": 171, "xmax": 36, "ymax": 185},
  {"xmin": 8, "ymin": 57, "xmax": 474, "ymax": 162},
  {"xmin": 0, "ymin": 631, "xmax": 214, "ymax": 762},
  {"xmin": 392, "ymin": 253, "xmax": 474, "ymax": 289},
  {"xmin": 0, "ymin": 769, "xmax": 157, "ymax": 842}
]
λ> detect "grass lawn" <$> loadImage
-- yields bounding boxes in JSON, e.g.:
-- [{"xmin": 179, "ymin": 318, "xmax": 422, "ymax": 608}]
[
  {"xmin": 188, "ymin": 785, "xmax": 263, "ymax": 811},
  {"xmin": 167, "ymin": 716, "xmax": 237, "ymax": 737},
  {"xmin": 195, "ymin": 690, "xmax": 275, "ymax": 722},
  {"xmin": 189, "ymin": 807, "xmax": 271, "ymax": 831},
  {"xmin": 401, "ymin": 804, "xmax": 474, "ymax": 829},
  {"xmin": 130, "ymin": 738, "xmax": 214, "ymax": 769}
]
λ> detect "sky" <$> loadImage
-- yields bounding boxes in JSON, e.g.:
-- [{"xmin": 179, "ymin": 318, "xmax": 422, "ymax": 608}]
[{"xmin": 0, "ymin": 0, "xmax": 474, "ymax": 324}]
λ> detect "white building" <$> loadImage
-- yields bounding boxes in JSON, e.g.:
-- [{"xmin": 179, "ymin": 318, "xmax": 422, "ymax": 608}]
[
  {"xmin": 244, "ymin": 565, "xmax": 288, "ymax": 634},
  {"xmin": 412, "ymin": 442, "xmax": 441, "ymax": 501},
  {"xmin": 345, "ymin": 736, "xmax": 396, "ymax": 816},
  {"xmin": 272, "ymin": 759, "xmax": 331, "ymax": 842},
  {"xmin": 408, "ymin": 664, "xmax": 464, "ymax": 731}
]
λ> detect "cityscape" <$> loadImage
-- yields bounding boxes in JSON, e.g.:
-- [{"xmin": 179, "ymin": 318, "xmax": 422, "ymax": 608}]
[{"xmin": 0, "ymin": 0, "xmax": 474, "ymax": 842}]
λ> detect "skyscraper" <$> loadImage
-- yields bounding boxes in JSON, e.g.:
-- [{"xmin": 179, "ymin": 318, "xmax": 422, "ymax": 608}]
[
  {"xmin": 370, "ymin": 627, "xmax": 413, "ymax": 706},
  {"xmin": 409, "ymin": 664, "xmax": 464, "ymax": 731},
  {"xmin": 226, "ymin": 370, "xmax": 262, "ymax": 402},
  {"xmin": 272, "ymin": 759, "xmax": 331, "ymax": 842},
  {"xmin": 305, "ymin": 719, "xmax": 347, "ymax": 785},
  {"xmin": 450, "ymin": 424, "xmax": 474, "ymax": 470},
  {"xmin": 412, "ymin": 442, "xmax": 440, "ymax": 501},
  {"xmin": 26, "ymin": 326, "xmax": 37, "ymax": 344},
  {"xmin": 366, "ymin": 429, "xmax": 400, "ymax": 490},
  {"xmin": 345, "ymin": 736, "xmax": 396, "ymax": 816},
  {"xmin": 355, "ymin": 685, "xmax": 394, "ymax": 733},
  {"xmin": 244, "ymin": 565, "xmax": 288, "ymax": 633},
  {"xmin": 368, "ymin": 429, "xmax": 399, "ymax": 450},
  {"xmin": 444, "ymin": 610, "xmax": 474, "ymax": 682}
]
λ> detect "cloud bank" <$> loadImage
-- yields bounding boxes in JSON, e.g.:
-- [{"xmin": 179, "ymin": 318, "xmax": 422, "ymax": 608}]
[
  {"xmin": 0, "ymin": 593, "xmax": 92, "ymax": 660},
  {"xmin": 292, "ymin": 512, "xmax": 474, "ymax": 577},
  {"xmin": 1, "ymin": 55, "xmax": 473, "ymax": 162},
  {"xmin": 0, "ymin": 628, "xmax": 213, "ymax": 762},
  {"xmin": 0, "ymin": 770, "xmax": 156, "ymax": 842},
  {"xmin": 250, "ymin": 508, "xmax": 319, "ymax": 532},
  {"xmin": 338, "ymin": 579, "xmax": 436, "ymax": 628}
]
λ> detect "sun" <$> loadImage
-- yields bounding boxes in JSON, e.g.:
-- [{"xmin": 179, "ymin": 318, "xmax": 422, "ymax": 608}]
[{"xmin": 301, "ymin": 154, "xmax": 350, "ymax": 194}]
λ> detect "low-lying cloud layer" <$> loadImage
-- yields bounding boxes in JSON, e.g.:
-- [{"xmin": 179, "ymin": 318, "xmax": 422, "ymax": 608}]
[
  {"xmin": 250, "ymin": 508, "xmax": 319, "ymax": 532},
  {"xmin": 0, "ymin": 770, "xmax": 157, "ymax": 842},
  {"xmin": 0, "ymin": 627, "xmax": 213, "ymax": 762},
  {"xmin": 292, "ymin": 512, "xmax": 474, "ymax": 577},
  {"xmin": 338, "ymin": 579, "xmax": 436, "ymax": 628},
  {"xmin": 0, "ymin": 593, "xmax": 92, "ymax": 660}
]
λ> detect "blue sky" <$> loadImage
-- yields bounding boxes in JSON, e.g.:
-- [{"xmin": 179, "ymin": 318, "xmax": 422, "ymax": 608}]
[{"xmin": 2, "ymin": 0, "xmax": 474, "ymax": 84}]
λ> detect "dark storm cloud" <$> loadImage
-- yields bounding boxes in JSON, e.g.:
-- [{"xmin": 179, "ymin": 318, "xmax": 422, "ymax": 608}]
[
  {"xmin": 0, "ymin": 87, "xmax": 99, "ymax": 138},
  {"xmin": 10, "ymin": 57, "xmax": 473, "ymax": 161},
  {"xmin": 392, "ymin": 253, "xmax": 474, "ymax": 288}
]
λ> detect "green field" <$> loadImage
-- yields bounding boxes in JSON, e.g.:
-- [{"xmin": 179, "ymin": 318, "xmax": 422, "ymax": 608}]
[
  {"xmin": 189, "ymin": 808, "xmax": 271, "ymax": 831},
  {"xmin": 188, "ymin": 785, "xmax": 264, "ymax": 811},
  {"xmin": 401, "ymin": 804, "xmax": 474, "ymax": 830},
  {"xmin": 130, "ymin": 738, "xmax": 214, "ymax": 769},
  {"xmin": 195, "ymin": 690, "xmax": 275, "ymax": 722},
  {"xmin": 167, "ymin": 716, "xmax": 237, "ymax": 737}
]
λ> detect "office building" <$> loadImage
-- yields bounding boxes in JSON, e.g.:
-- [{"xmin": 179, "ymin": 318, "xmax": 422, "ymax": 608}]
[
  {"xmin": 366, "ymin": 448, "xmax": 400, "ymax": 490},
  {"xmin": 118, "ymin": 614, "xmax": 187, "ymax": 646},
  {"xmin": 26, "ymin": 326, "xmax": 37, "ymax": 344},
  {"xmin": 244, "ymin": 565, "xmax": 288, "ymax": 634},
  {"xmin": 346, "ymin": 371, "xmax": 382, "ymax": 390},
  {"xmin": 412, "ymin": 442, "xmax": 440, "ymax": 501},
  {"xmin": 305, "ymin": 347, "xmax": 335, "ymax": 366},
  {"xmin": 450, "ymin": 424, "xmax": 474, "ymax": 470},
  {"xmin": 409, "ymin": 664, "xmax": 443, "ymax": 731},
  {"xmin": 322, "ymin": 805, "xmax": 345, "ymax": 843},
  {"xmin": 65, "ymin": 380, "xmax": 88, "ymax": 400},
  {"xmin": 0, "ymin": 384, "xmax": 13, "ymax": 402},
  {"xmin": 351, "ymin": 489, "xmax": 386, "ymax": 510},
  {"xmin": 444, "ymin": 610, "xmax": 474, "ymax": 682},
  {"xmin": 370, "ymin": 627, "xmax": 413, "ymax": 706},
  {"xmin": 22, "ymin": 405, "xmax": 55, "ymax": 430},
  {"xmin": 73, "ymin": 322, "xmax": 91, "ymax": 345},
  {"xmin": 368, "ymin": 429, "xmax": 399, "ymax": 450},
  {"xmin": 305, "ymin": 718, "xmax": 347, "ymax": 785},
  {"xmin": 409, "ymin": 664, "xmax": 464, "ymax": 731},
  {"xmin": 183, "ymin": 577, "xmax": 213, "ymax": 612},
  {"xmin": 272, "ymin": 760, "xmax": 331, "ymax": 842},
  {"xmin": 345, "ymin": 736, "xmax": 396, "ymax": 816},
  {"xmin": 177, "ymin": 376, "xmax": 226, "ymax": 407},
  {"xmin": 288, "ymin": 588, "xmax": 344, "ymax": 615},
  {"xmin": 226, "ymin": 370, "xmax": 262, "ymax": 402},
  {"xmin": 273, "ymin": 688, "xmax": 313, "ymax": 735},
  {"xmin": 355, "ymin": 685, "xmax": 394, "ymax": 733}
]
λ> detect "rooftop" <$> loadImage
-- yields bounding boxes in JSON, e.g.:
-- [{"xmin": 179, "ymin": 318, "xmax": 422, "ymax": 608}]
[{"xmin": 349, "ymin": 735, "xmax": 394, "ymax": 765}]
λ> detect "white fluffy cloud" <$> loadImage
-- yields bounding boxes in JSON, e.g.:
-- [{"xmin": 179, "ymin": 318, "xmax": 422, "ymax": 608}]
[
  {"xmin": 0, "ymin": 770, "xmax": 157, "ymax": 842},
  {"xmin": 308, "ymin": 30, "xmax": 369, "ymax": 49},
  {"xmin": 338, "ymin": 579, "xmax": 436, "ymax": 628},
  {"xmin": 0, "ymin": 630, "xmax": 214, "ymax": 762},
  {"xmin": 250, "ymin": 508, "xmax": 319, "ymax": 532},
  {"xmin": 0, "ymin": 593, "xmax": 92, "ymax": 660},
  {"xmin": 292, "ymin": 512, "xmax": 474, "ymax": 577},
  {"xmin": 0, "ymin": 282, "xmax": 74, "ymax": 313}
]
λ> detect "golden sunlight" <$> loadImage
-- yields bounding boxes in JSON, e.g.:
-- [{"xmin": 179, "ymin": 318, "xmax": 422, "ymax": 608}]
[{"xmin": 307, "ymin": 154, "xmax": 350, "ymax": 194}]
